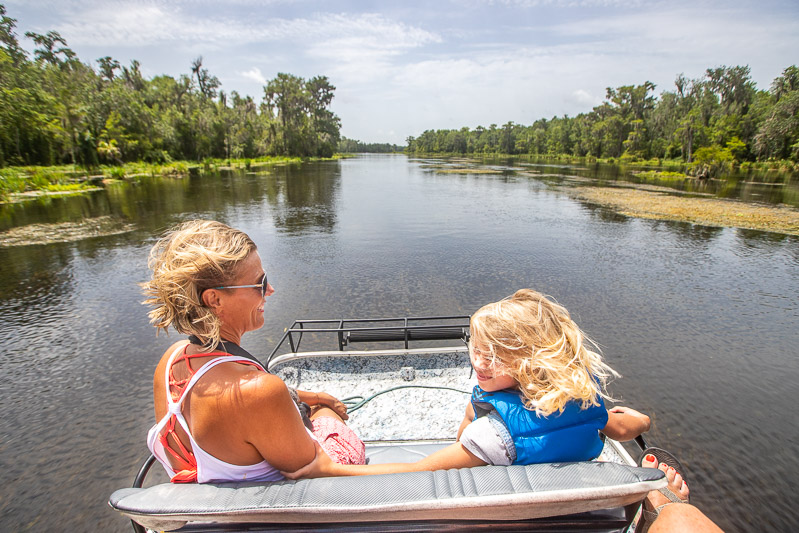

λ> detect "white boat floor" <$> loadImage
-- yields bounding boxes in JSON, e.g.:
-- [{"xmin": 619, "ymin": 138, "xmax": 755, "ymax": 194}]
[{"xmin": 271, "ymin": 349, "xmax": 635, "ymax": 466}]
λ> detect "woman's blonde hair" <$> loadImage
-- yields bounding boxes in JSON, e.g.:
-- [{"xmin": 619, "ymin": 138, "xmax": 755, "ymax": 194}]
[
  {"xmin": 470, "ymin": 288, "xmax": 618, "ymax": 416},
  {"xmin": 141, "ymin": 220, "xmax": 256, "ymax": 349}
]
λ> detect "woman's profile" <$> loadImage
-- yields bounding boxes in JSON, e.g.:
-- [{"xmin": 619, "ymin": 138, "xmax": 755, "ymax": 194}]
[{"xmin": 141, "ymin": 220, "xmax": 364, "ymax": 483}]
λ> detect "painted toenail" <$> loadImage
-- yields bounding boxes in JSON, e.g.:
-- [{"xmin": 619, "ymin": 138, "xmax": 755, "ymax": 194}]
[{"xmin": 645, "ymin": 454, "xmax": 655, "ymax": 462}]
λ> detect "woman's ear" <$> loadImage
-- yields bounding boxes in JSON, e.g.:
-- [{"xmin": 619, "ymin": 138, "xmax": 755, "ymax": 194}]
[{"xmin": 202, "ymin": 288, "xmax": 222, "ymax": 310}]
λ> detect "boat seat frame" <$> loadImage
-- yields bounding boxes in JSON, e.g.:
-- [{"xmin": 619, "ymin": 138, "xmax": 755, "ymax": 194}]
[{"xmin": 111, "ymin": 441, "xmax": 664, "ymax": 533}]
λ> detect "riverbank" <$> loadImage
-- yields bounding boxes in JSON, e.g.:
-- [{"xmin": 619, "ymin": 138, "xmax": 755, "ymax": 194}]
[
  {"xmin": 0, "ymin": 155, "xmax": 343, "ymax": 203},
  {"xmin": 567, "ymin": 184, "xmax": 799, "ymax": 236}
]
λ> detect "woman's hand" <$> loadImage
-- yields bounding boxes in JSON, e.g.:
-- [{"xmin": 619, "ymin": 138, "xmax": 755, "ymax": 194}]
[
  {"xmin": 315, "ymin": 392, "xmax": 348, "ymax": 420},
  {"xmin": 281, "ymin": 440, "xmax": 339, "ymax": 479}
]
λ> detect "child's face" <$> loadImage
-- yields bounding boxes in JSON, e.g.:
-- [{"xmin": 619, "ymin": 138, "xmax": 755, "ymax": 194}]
[{"xmin": 469, "ymin": 342, "xmax": 518, "ymax": 392}]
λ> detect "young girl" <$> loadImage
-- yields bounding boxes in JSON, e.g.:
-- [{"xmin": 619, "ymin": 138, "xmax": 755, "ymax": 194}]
[{"xmin": 284, "ymin": 288, "xmax": 650, "ymax": 478}]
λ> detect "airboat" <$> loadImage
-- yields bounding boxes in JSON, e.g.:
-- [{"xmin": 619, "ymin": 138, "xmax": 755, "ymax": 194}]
[{"xmin": 109, "ymin": 316, "xmax": 664, "ymax": 532}]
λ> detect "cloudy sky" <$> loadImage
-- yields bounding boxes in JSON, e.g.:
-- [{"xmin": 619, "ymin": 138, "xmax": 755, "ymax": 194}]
[{"xmin": 5, "ymin": 0, "xmax": 799, "ymax": 144}]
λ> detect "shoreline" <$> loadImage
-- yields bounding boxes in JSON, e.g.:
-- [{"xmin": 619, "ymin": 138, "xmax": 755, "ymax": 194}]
[{"xmin": 565, "ymin": 184, "xmax": 799, "ymax": 236}]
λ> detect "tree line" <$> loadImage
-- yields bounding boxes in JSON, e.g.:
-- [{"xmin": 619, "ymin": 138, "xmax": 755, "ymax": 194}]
[
  {"xmin": 338, "ymin": 137, "xmax": 404, "ymax": 153},
  {"xmin": 406, "ymin": 65, "xmax": 799, "ymax": 165},
  {"xmin": 0, "ymin": 4, "xmax": 341, "ymax": 168}
]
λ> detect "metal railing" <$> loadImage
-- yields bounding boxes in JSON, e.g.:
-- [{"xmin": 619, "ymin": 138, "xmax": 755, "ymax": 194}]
[{"xmin": 266, "ymin": 315, "xmax": 470, "ymax": 365}]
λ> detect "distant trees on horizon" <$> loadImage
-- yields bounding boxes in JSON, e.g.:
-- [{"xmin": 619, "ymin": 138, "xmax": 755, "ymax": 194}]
[
  {"xmin": 338, "ymin": 137, "xmax": 405, "ymax": 153},
  {"xmin": 406, "ymin": 65, "xmax": 799, "ymax": 165}
]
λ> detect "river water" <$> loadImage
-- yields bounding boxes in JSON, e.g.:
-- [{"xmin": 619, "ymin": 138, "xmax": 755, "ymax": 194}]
[{"xmin": 0, "ymin": 155, "xmax": 797, "ymax": 531}]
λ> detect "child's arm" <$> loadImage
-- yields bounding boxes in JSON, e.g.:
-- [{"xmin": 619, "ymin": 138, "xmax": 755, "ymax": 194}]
[
  {"xmin": 295, "ymin": 389, "xmax": 348, "ymax": 419},
  {"xmin": 283, "ymin": 402, "xmax": 484, "ymax": 480},
  {"xmin": 282, "ymin": 439, "xmax": 487, "ymax": 479},
  {"xmin": 601, "ymin": 406, "xmax": 651, "ymax": 441},
  {"xmin": 456, "ymin": 402, "xmax": 475, "ymax": 440}
]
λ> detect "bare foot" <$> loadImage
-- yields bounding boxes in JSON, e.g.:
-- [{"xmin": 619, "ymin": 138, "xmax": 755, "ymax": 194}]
[{"xmin": 641, "ymin": 453, "xmax": 689, "ymax": 510}]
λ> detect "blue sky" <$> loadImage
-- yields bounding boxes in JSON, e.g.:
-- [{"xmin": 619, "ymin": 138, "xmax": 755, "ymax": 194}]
[{"xmin": 5, "ymin": 0, "xmax": 799, "ymax": 144}]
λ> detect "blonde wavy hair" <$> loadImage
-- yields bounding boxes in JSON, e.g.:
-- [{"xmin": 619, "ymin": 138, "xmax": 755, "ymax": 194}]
[
  {"xmin": 470, "ymin": 289, "xmax": 618, "ymax": 417},
  {"xmin": 141, "ymin": 220, "xmax": 256, "ymax": 349}
]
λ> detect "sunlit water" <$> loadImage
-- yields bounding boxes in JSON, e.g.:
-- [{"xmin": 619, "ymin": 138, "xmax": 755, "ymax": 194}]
[{"xmin": 0, "ymin": 155, "xmax": 797, "ymax": 531}]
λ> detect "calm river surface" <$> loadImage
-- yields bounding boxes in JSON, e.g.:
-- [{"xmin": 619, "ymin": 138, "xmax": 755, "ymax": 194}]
[{"xmin": 0, "ymin": 155, "xmax": 797, "ymax": 531}]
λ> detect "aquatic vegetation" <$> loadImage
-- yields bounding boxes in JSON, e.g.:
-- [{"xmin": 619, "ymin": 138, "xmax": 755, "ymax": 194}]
[
  {"xmin": 568, "ymin": 185, "xmax": 799, "ymax": 236},
  {"xmin": 44, "ymin": 183, "xmax": 90, "ymax": 192},
  {"xmin": 105, "ymin": 166, "xmax": 126, "ymax": 179},
  {"xmin": 0, "ymin": 154, "xmax": 327, "ymax": 203},
  {"xmin": 0, "ymin": 216, "xmax": 136, "ymax": 246},
  {"xmin": 436, "ymin": 167, "xmax": 503, "ymax": 174},
  {"xmin": 634, "ymin": 170, "xmax": 690, "ymax": 182},
  {"xmin": 0, "ymin": 169, "xmax": 26, "ymax": 200}
]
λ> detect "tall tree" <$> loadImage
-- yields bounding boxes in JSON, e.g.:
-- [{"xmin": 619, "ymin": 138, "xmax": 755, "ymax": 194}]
[{"xmin": 190, "ymin": 56, "xmax": 220, "ymax": 100}]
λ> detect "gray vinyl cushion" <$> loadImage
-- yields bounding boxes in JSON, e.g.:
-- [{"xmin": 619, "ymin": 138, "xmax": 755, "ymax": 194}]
[{"xmin": 109, "ymin": 461, "xmax": 665, "ymax": 531}]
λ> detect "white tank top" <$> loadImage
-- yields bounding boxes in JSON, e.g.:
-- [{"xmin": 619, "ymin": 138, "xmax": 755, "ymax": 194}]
[{"xmin": 147, "ymin": 343, "xmax": 284, "ymax": 483}]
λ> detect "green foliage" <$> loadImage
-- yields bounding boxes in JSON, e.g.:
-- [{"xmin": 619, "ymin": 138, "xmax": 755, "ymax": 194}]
[
  {"xmin": 105, "ymin": 166, "xmax": 125, "ymax": 179},
  {"xmin": 263, "ymin": 73, "xmax": 340, "ymax": 157},
  {"xmin": 44, "ymin": 182, "xmax": 87, "ymax": 191},
  {"xmin": 689, "ymin": 145, "xmax": 734, "ymax": 179},
  {"xmin": 0, "ymin": 167, "xmax": 24, "ymax": 199},
  {"xmin": 0, "ymin": 4, "xmax": 341, "ymax": 169},
  {"xmin": 406, "ymin": 64, "xmax": 799, "ymax": 170},
  {"xmin": 726, "ymin": 137, "xmax": 747, "ymax": 160},
  {"xmin": 635, "ymin": 170, "xmax": 688, "ymax": 182}
]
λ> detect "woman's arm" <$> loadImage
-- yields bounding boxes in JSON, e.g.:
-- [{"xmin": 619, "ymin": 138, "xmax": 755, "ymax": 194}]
[
  {"xmin": 283, "ymin": 439, "xmax": 487, "ymax": 479},
  {"xmin": 242, "ymin": 374, "xmax": 318, "ymax": 472},
  {"xmin": 296, "ymin": 389, "xmax": 349, "ymax": 420},
  {"xmin": 602, "ymin": 406, "xmax": 651, "ymax": 441}
]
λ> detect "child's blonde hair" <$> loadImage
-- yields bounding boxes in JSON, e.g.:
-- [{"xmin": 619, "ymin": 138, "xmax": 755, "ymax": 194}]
[
  {"xmin": 141, "ymin": 220, "xmax": 256, "ymax": 349},
  {"xmin": 470, "ymin": 288, "xmax": 618, "ymax": 416}
]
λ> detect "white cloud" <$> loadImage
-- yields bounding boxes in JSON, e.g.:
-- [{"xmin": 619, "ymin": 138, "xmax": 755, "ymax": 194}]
[
  {"xmin": 54, "ymin": 4, "xmax": 231, "ymax": 47},
  {"xmin": 53, "ymin": 6, "xmax": 440, "ymax": 55},
  {"xmin": 569, "ymin": 89, "xmax": 603, "ymax": 108},
  {"xmin": 241, "ymin": 67, "xmax": 267, "ymax": 84}
]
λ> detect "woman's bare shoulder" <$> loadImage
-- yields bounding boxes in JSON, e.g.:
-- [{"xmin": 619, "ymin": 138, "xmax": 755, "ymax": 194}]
[
  {"xmin": 154, "ymin": 340, "xmax": 190, "ymax": 375},
  {"xmin": 237, "ymin": 372, "xmax": 293, "ymax": 410}
]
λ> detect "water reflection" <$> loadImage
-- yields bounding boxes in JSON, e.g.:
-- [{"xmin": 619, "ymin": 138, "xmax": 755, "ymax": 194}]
[
  {"xmin": 266, "ymin": 162, "xmax": 341, "ymax": 235},
  {"xmin": 0, "ymin": 242, "xmax": 77, "ymax": 300},
  {"xmin": 575, "ymin": 200, "xmax": 633, "ymax": 225},
  {"xmin": 0, "ymin": 161, "xmax": 343, "ymax": 236}
]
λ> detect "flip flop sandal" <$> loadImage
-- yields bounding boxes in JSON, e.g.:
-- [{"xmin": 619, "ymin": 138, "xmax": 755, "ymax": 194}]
[
  {"xmin": 635, "ymin": 447, "xmax": 690, "ymax": 533},
  {"xmin": 638, "ymin": 446, "xmax": 689, "ymax": 485}
]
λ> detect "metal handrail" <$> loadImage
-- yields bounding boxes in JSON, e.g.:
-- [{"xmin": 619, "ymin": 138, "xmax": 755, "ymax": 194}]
[
  {"xmin": 129, "ymin": 453, "xmax": 157, "ymax": 532},
  {"xmin": 266, "ymin": 315, "xmax": 470, "ymax": 365}
]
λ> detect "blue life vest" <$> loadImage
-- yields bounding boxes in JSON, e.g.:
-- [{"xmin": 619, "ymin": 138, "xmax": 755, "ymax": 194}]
[{"xmin": 471, "ymin": 386, "xmax": 608, "ymax": 465}]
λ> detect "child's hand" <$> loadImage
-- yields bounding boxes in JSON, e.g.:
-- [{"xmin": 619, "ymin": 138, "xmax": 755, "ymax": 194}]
[
  {"xmin": 609, "ymin": 406, "xmax": 651, "ymax": 431},
  {"xmin": 604, "ymin": 406, "xmax": 651, "ymax": 441},
  {"xmin": 280, "ymin": 441, "xmax": 337, "ymax": 479}
]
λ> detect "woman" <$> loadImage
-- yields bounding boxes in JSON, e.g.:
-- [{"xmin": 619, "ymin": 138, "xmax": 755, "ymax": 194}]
[{"xmin": 141, "ymin": 220, "xmax": 364, "ymax": 483}]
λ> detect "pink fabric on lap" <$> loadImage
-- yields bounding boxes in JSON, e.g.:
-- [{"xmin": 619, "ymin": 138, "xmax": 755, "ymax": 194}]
[{"xmin": 311, "ymin": 416, "xmax": 366, "ymax": 465}]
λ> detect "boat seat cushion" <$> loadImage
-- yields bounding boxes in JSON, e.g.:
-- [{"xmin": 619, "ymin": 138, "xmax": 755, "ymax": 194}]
[{"xmin": 110, "ymin": 459, "xmax": 665, "ymax": 531}]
